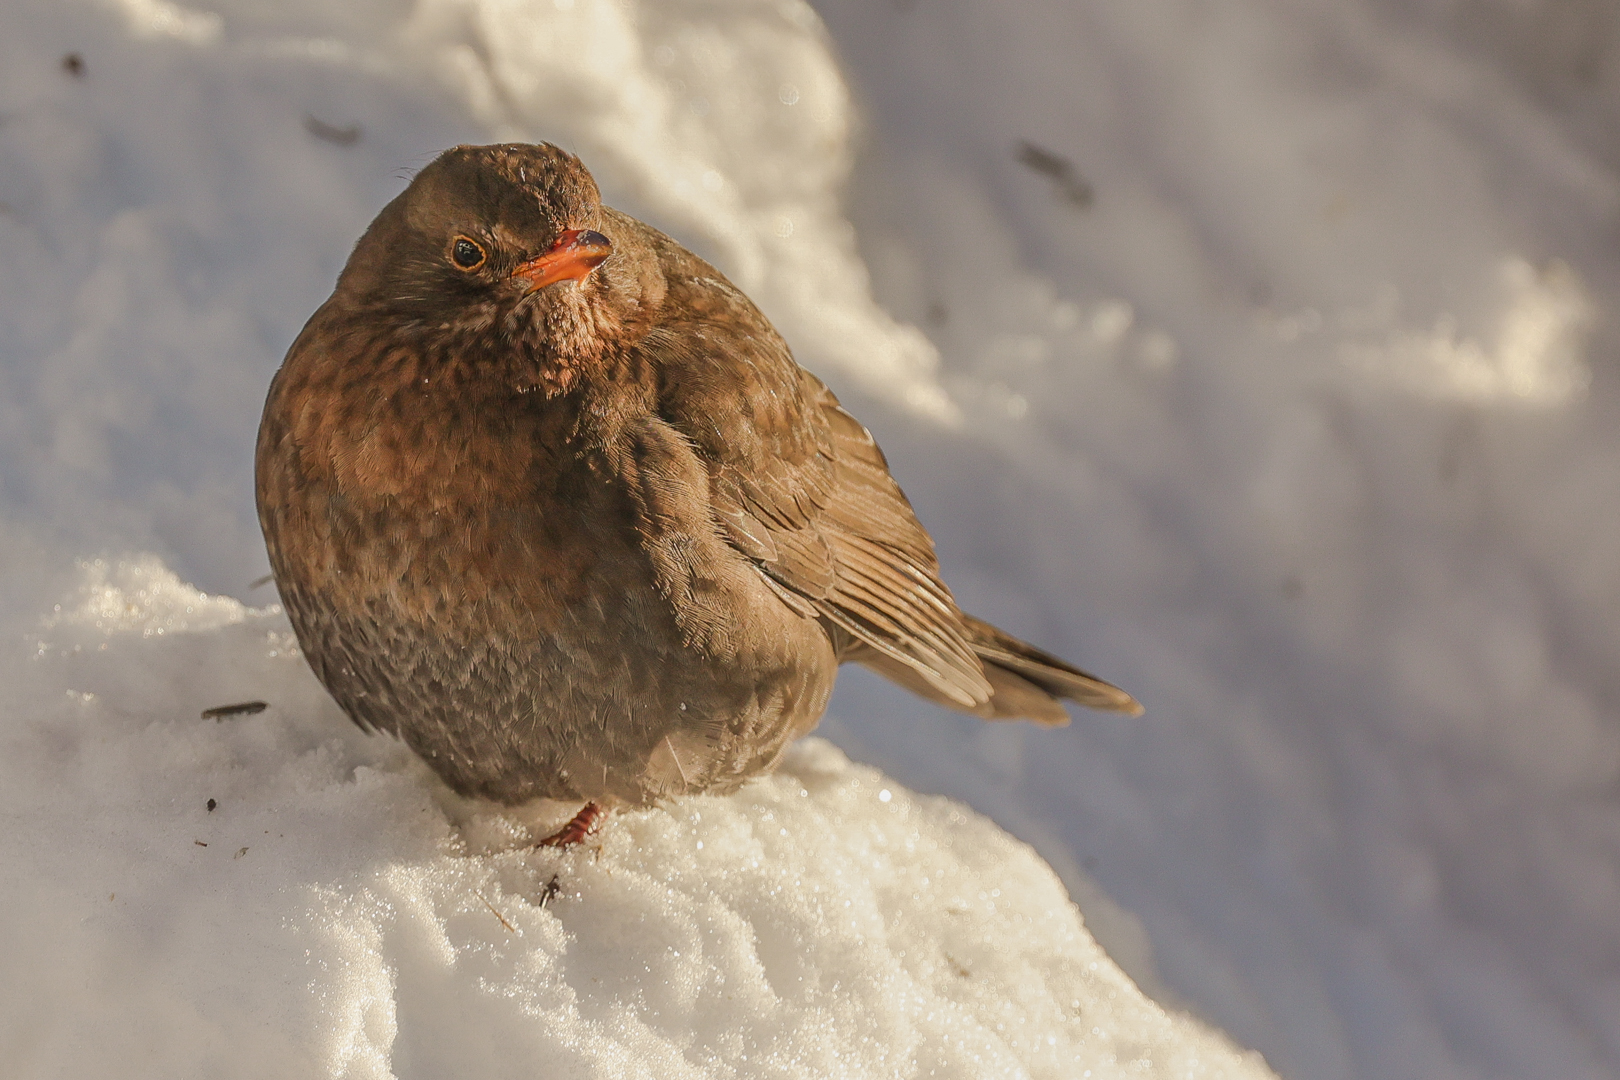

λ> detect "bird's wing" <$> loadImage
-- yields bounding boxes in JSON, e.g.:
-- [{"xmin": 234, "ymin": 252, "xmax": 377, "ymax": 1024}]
[{"xmin": 639, "ymin": 264, "xmax": 991, "ymax": 709}]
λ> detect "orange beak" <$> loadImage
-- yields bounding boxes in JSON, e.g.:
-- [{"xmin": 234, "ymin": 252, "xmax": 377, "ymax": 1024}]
[{"xmin": 510, "ymin": 229, "xmax": 613, "ymax": 295}]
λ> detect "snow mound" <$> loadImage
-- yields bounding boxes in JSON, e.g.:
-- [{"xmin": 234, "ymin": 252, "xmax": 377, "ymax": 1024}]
[{"xmin": 1, "ymin": 558, "xmax": 1271, "ymax": 1079}]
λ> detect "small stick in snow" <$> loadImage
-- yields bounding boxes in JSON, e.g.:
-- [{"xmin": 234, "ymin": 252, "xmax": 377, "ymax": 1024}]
[
  {"xmin": 304, "ymin": 115, "xmax": 361, "ymax": 147},
  {"xmin": 537, "ymin": 875, "xmax": 562, "ymax": 909},
  {"xmin": 478, "ymin": 893, "xmax": 516, "ymax": 933},
  {"xmin": 1016, "ymin": 140, "xmax": 1094, "ymax": 208},
  {"xmin": 202, "ymin": 701, "xmax": 268, "ymax": 720}
]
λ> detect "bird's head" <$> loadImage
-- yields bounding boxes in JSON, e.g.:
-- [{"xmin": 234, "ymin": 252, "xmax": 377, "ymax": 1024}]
[{"xmin": 333, "ymin": 142, "xmax": 661, "ymax": 393}]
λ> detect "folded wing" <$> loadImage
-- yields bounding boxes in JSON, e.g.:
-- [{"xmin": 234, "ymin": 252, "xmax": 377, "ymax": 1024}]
[{"xmin": 640, "ymin": 240, "xmax": 1138, "ymax": 722}]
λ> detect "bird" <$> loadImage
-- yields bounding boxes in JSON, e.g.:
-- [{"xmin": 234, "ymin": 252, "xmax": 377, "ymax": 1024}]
[{"xmin": 255, "ymin": 142, "xmax": 1140, "ymax": 847}]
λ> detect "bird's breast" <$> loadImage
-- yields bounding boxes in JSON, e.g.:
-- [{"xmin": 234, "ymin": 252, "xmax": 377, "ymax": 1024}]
[{"xmin": 262, "ymin": 377, "xmax": 639, "ymax": 637}]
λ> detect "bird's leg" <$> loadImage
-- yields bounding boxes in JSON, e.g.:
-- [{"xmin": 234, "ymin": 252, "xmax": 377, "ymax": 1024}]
[{"xmin": 537, "ymin": 802, "xmax": 606, "ymax": 848}]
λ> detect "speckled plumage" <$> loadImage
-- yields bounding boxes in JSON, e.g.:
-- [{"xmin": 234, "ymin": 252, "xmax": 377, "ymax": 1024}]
[{"xmin": 256, "ymin": 142, "xmax": 1138, "ymax": 811}]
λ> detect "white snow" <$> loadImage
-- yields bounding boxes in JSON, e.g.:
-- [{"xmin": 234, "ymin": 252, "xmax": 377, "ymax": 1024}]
[
  {"xmin": 4, "ymin": 557, "xmax": 1265, "ymax": 1078},
  {"xmin": 0, "ymin": 0, "xmax": 1616, "ymax": 1077}
]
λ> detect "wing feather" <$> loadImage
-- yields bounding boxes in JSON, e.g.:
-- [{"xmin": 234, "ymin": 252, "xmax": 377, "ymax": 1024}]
[{"xmin": 638, "ymin": 264, "xmax": 991, "ymax": 708}]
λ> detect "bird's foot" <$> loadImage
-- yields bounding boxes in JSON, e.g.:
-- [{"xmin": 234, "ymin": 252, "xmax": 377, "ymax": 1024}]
[{"xmin": 537, "ymin": 802, "xmax": 606, "ymax": 848}]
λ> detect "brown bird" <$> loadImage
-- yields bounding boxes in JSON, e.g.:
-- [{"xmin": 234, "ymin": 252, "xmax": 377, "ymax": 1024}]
[{"xmin": 256, "ymin": 143, "xmax": 1139, "ymax": 846}]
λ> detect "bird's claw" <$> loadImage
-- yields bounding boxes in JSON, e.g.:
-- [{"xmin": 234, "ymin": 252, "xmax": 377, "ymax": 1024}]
[{"xmin": 536, "ymin": 801, "xmax": 606, "ymax": 848}]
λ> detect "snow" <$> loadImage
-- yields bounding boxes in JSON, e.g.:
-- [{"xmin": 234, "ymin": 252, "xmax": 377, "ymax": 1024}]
[
  {"xmin": 0, "ymin": 0, "xmax": 1616, "ymax": 1077},
  {"xmin": 4, "ymin": 557, "xmax": 1264, "ymax": 1079},
  {"xmin": 804, "ymin": 4, "xmax": 1620, "ymax": 1078}
]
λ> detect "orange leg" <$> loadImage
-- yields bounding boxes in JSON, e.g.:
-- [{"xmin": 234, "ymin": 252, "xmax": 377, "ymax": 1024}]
[{"xmin": 537, "ymin": 802, "xmax": 606, "ymax": 848}]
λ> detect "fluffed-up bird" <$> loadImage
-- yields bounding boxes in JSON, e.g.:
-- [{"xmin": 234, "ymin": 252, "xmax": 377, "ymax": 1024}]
[{"xmin": 256, "ymin": 143, "xmax": 1140, "ymax": 846}]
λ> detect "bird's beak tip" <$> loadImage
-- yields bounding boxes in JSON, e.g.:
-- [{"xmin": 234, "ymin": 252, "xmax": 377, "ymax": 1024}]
[{"xmin": 511, "ymin": 229, "xmax": 613, "ymax": 295}]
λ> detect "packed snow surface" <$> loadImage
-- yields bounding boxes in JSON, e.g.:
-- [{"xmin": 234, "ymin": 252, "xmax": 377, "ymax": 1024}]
[
  {"xmin": 3, "ymin": 557, "xmax": 1266, "ymax": 1079},
  {"xmin": 1, "ymin": 0, "xmax": 1618, "ymax": 1078}
]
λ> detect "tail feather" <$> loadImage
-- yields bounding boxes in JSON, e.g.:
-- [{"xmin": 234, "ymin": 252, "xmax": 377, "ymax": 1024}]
[
  {"xmin": 977, "ymin": 661, "xmax": 1072, "ymax": 726},
  {"xmin": 961, "ymin": 614, "xmax": 1143, "ymax": 720},
  {"xmin": 840, "ymin": 614, "xmax": 1142, "ymax": 725}
]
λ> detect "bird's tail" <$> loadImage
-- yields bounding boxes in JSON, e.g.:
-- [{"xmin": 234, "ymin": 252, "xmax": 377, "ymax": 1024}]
[
  {"xmin": 959, "ymin": 614, "xmax": 1141, "ymax": 725},
  {"xmin": 843, "ymin": 614, "xmax": 1142, "ymax": 725}
]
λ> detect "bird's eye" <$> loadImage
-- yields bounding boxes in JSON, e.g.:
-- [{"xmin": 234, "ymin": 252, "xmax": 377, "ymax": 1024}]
[{"xmin": 450, "ymin": 236, "xmax": 487, "ymax": 271}]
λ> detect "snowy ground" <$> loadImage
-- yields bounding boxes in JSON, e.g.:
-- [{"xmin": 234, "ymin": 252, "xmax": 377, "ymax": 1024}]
[
  {"xmin": 0, "ymin": 0, "xmax": 1616, "ymax": 1077},
  {"xmin": 5, "ymin": 557, "xmax": 1262, "ymax": 1079}
]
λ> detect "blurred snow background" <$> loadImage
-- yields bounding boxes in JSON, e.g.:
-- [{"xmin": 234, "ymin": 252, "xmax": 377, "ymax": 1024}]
[{"xmin": 0, "ymin": 0, "xmax": 1616, "ymax": 1077}]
